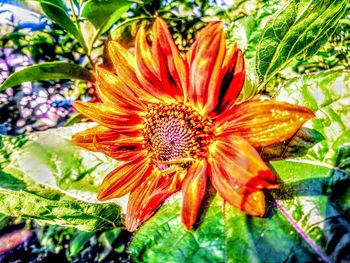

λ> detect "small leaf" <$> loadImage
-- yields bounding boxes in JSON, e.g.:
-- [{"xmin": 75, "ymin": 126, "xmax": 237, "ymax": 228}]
[
  {"xmin": 69, "ymin": 231, "xmax": 95, "ymax": 258},
  {"xmin": 81, "ymin": 0, "xmax": 131, "ymax": 35},
  {"xmin": 64, "ymin": 113, "xmax": 85, "ymax": 127},
  {"xmin": 80, "ymin": 19, "xmax": 97, "ymax": 51},
  {"xmin": 0, "ymin": 62, "xmax": 94, "ymax": 91},
  {"xmin": 256, "ymin": 0, "xmax": 347, "ymax": 85},
  {"xmin": 97, "ymin": 229, "xmax": 123, "ymax": 261},
  {"xmin": 100, "ymin": 229, "xmax": 122, "ymax": 247}
]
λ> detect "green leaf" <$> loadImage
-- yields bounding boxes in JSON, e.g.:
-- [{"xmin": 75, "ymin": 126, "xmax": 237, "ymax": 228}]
[
  {"xmin": 69, "ymin": 231, "xmax": 95, "ymax": 258},
  {"xmin": 275, "ymin": 69, "xmax": 350, "ymax": 164},
  {"xmin": 0, "ymin": 62, "xmax": 94, "ymax": 91},
  {"xmin": 130, "ymin": 70, "xmax": 350, "ymax": 262},
  {"xmin": 256, "ymin": 0, "xmax": 347, "ymax": 85},
  {"xmin": 0, "ymin": 213, "xmax": 13, "ymax": 229},
  {"xmin": 80, "ymin": 19, "xmax": 98, "ymax": 52},
  {"xmin": 0, "ymin": 135, "xmax": 28, "ymax": 168},
  {"xmin": 0, "ymin": 124, "xmax": 125, "ymax": 231},
  {"xmin": 40, "ymin": 0, "xmax": 86, "ymax": 48},
  {"xmin": 130, "ymin": 193, "xmax": 318, "ymax": 262},
  {"xmin": 98, "ymin": 229, "xmax": 123, "ymax": 261},
  {"xmin": 99, "ymin": 229, "xmax": 122, "ymax": 248},
  {"xmin": 2, "ymin": 124, "xmax": 124, "ymax": 204},
  {"xmin": 81, "ymin": 0, "xmax": 131, "ymax": 35},
  {"xmin": 0, "ymin": 172, "xmax": 123, "ymax": 231},
  {"xmin": 272, "ymin": 70, "xmax": 350, "ymax": 261}
]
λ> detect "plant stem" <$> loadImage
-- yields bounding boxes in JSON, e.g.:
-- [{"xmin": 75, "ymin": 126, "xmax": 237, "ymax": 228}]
[
  {"xmin": 69, "ymin": 0, "xmax": 79, "ymax": 24},
  {"xmin": 115, "ymin": 16, "xmax": 153, "ymax": 31},
  {"xmin": 273, "ymin": 198, "xmax": 331, "ymax": 263},
  {"xmin": 68, "ymin": 0, "xmax": 94, "ymax": 66},
  {"xmin": 87, "ymin": 16, "xmax": 152, "ymax": 61}
]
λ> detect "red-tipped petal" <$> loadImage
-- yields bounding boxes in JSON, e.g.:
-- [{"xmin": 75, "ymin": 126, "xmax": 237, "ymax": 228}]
[
  {"xmin": 187, "ymin": 22, "xmax": 226, "ymax": 114},
  {"xmin": 214, "ymin": 45, "xmax": 245, "ymax": 115},
  {"xmin": 73, "ymin": 101, "xmax": 143, "ymax": 131},
  {"xmin": 215, "ymin": 100, "xmax": 315, "ymax": 147},
  {"xmin": 126, "ymin": 169, "xmax": 182, "ymax": 232},
  {"xmin": 135, "ymin": 26, "xmax": 174, "ymax": 102},
  {"xmin": 208, "ymin": 135, "xmax": 278, "ymax": 216},
  {"xmin": 181, "ymin": 159, "xmax": 207, "ymax": 229},
  {"xmin": 72, "ymin": 124, "xmax": 144, "ymax": 161},
  {"xmin": 97, "ymin": 154, "xmax": 152, "ymax": 201},
  {"xmin": 243, "ymin": 190, "xmax": 266, "ymax": 217},
  {"xmin": 152, "ymin": 18, "xmax": 187, "ymax": 100},
  {"xmin": 94, "ymin": 135, "xmax": 144, "ymax": 161}
]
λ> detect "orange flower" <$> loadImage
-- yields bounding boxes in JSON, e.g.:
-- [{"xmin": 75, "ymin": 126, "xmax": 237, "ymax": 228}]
[{"xmin": 72, "ymin": 18, "xmax": 314, "ymax": 231}]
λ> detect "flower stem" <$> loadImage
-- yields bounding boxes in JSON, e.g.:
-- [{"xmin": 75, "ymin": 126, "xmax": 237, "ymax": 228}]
[
  {"xmin": 68, "ymin": 0, "xmax": 93, "ymax": 66},
  {"xmin": 273, "ymin": 198, "xmax": 331, "ymax": 263}
]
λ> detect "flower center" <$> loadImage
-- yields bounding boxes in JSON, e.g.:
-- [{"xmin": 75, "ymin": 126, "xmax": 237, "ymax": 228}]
[{"xmin": 143, "ymin": 103, "xmax": 212, "ymax": 166}]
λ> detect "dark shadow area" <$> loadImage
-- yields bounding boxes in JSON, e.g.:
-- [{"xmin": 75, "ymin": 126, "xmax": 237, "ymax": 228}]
[
  {"xmin": 193, "ymin": 180, "xmax": 217, "ymax": 230},
  {"xmin": 323, "ymin": 145, "xmax": 350, "ymax": 262},
  {"xmin": 257, "ymin": 145, "xmax": 350, "ymax": 262},
  {"xmin": 245, "ymin": 213, "xmax": 323, "ymax": 263},
  {"xmin": 261, "ymin": 128, "xmax": 325, "ymax": 161}
]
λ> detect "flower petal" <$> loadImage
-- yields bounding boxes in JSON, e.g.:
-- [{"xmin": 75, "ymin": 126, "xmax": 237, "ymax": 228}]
[
  {"xmin": 181, "ymin": 159, "xmax": 207, "ymax": 229},
  {"xmin": 135, "ymin": 25, "xmax": 174, "ymax": 102},
  {"xmin": 126, "ymin": 168, "xmax": 182, "ymax": 232},
  {"xmin": 73, "ymin": 101, "xmax": 143, "ymax": 131},
  {"xmin": 95, "ymin": 66, "xmax": 145, "ymax": 111},
  {"xmin": 108, "ymin": 41, "xmax": 158, "ymax": 103},
  {"xmin": 97, "ymin": 154, "xmax": 152, "ymax": 201},
  {"xmin": 208, "ymin": 134, "xmax": 278, "ymax": 216},
  {"xmin": 72, "ymin": 124, "xmax": 144, "ymax": 161},
  {"xmin": 152, "ymin": 18, "xmax": 187, "ymax": 100},
  {"xmin": 72, "ymin": 125, "xmax": 114, "ymax": 151},
  {"xmin": 187, "ymin": 21, "xmax": 226, "ymax": 114},
  {"xmin": 214, "ymin": 45, "xmax": 245, "ymax": 115},
  {"xmin": 215, "ymin": 100, "xmax": 315, "ymax": 147},
  {"xmin": 94, "ymin": 134, "xmax": 144, "ymax": 161},
  {"xmin": 108, "ymin": 41, "xmax": 139, "ymax": 86}
]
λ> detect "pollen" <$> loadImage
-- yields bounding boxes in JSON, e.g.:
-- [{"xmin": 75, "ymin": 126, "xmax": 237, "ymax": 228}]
[{"xmin": 142, "ymin": 103, "xmax": 213, "ymax": 166}]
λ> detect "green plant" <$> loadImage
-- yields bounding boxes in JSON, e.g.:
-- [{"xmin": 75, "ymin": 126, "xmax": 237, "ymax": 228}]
[{"xmin": 0, "ymin": 0, "xmax": 349, "ymax": 262}]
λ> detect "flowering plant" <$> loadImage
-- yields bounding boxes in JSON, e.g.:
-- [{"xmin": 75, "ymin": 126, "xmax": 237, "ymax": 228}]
[
  {"xmin": 0, "ymin": 0, "xmax": 349, "ymax": 262},
  {"xmin": 73, "ymin": 18, "xmax": 314, "ymax": 232}
]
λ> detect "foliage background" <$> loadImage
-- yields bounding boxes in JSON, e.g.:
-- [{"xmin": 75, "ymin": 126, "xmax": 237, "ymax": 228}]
[{"xmin": 0, "ymin": 0, "xmax": 349, "ymax": 262}]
